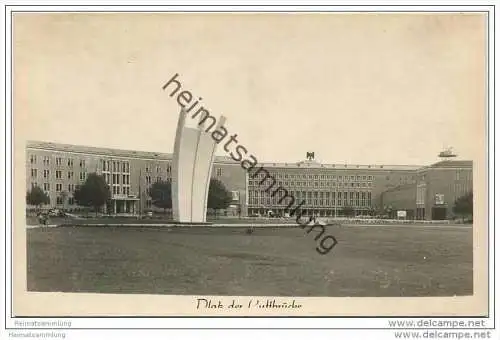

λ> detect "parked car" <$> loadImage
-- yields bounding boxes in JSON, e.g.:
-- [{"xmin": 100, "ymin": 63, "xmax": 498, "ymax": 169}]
[{"xmin": 48, "ymin": 208, "xmax": 66, "ymax": 217}]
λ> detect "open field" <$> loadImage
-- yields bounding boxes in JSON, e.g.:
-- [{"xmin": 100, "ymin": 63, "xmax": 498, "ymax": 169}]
[
  {"xmin": 26, "ymin": 224, "xmax": 472, "ymax": 297},
  {"xmin": 25, "ymin": 216, "xmax": 297, "ymax": 226}
]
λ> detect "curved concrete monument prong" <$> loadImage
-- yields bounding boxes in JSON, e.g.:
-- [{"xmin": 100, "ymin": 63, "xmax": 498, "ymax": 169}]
[{"xmin": 172, "ymin": 108, "xmax": 226, "ymax": 223}]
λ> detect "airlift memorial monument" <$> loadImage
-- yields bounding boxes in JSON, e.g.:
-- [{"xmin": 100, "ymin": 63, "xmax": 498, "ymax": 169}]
[{"xmin": 171, "ymin": 108, "xmax": 226, "ymax": 223}]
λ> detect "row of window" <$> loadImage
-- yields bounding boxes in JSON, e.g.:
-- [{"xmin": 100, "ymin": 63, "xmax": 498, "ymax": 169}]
[
  {"xmin": 249, "ymin": 190, "xmax": 371, "ymax": 201},
  {"xmin": 55, "ymin": 196, "xmax": 75, "ymax": 205},
  {"xmin": 250, "ymin": 190, "xmax": 372, "ymax": 198},
  {"xmin": 30, "ymin": 155, "xmax": 85, "ymax": 168},
  {"xmin": 248, "ymin": 198, "xmax": 372, "ymax": 207},
  {"xmin": 30, "ymin": 156, "xmax": 226, "ymax": 177},
  {"xmin": 145, "ymin": 176, "xmax": 172, "ymax": 184},
  {"xmin": 101, "ymin": 160, "xmax": 130, "ymax": 173},
  {"xmin": 102, "ymin": 173, "xmax": 131, "ymax": 185},
  {"xmin": 249, "ymin": 180, "xmax": 373, "ymax": 188},
  {"xmin": 144, "ymin": 165, "xmax": 172, "ymax": 173},
  {"xmin": 30, "ymin": 169, "xmax": 87, "ymax": 180},
  {"xmin": 31, "ymin": 182, "xmax": 76, "ymax": 192},
  {"xmin": 112, "ymin": 186, "xmax": 131, "ymax": 195},
  {"xmin": 253, "ymin": 173, "xmax": 375, "ymax": 181}
]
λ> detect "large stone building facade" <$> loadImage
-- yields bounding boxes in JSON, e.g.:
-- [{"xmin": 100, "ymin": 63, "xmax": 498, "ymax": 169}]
[
  {"xmin": 26, "ymin": 141, "xmax": 247, "ymax": 216},
  {"xmin": 26, "ymin": 141, "xmax": 472, "ymax": 220},
  {"xmin": 246, "ymin": 159, "xmax": 419, "ymax": 217},
  {"xmin": 379, "ymin": 160, "xmax": 473, "ymax": 220}
]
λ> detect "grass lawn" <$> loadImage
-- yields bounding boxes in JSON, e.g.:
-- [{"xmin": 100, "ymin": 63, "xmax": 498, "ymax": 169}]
[
  {"xmin": 26, "ymin": 224, "xmax": 472, "ymax": 297},
  {"xmin": 25, "ymin": 216, "xmax": 297, "ymax": 226}
]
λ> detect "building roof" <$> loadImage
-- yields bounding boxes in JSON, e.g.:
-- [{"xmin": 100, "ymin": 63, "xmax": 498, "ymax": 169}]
[
  {"xmin": 26, "ymin": 140, "xmax": 424, "ymax": 170},
  {"xmin": 26, "ymin": 140, "xmax": 237, "ymax": 164},
  {"xmin": 429, "ymin": 160, "xmax": 473, "ymax": 168},
  {"xmin": 257, "ymin": 161, "xmax": 421, "ymax": 171}
]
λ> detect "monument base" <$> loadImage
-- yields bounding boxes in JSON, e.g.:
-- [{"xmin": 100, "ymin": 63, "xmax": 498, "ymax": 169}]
[{"xmin": 171, "ymin": 222, "xmax": 213, "ymax": 227}]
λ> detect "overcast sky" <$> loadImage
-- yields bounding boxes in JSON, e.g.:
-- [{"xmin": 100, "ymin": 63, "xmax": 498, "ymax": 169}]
[{"xmin": 14, "ymin": 13, "xmax": 486, "ymax": 165}]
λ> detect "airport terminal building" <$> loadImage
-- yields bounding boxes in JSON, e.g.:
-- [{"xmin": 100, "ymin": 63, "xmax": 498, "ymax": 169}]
[
  {"xmin": 379, "ymin": 160, "xmax": 473, "ymax": 220},
  {"xmin": 25, "ymin": 141, "xmax": 246, "ymax": 216},
  {"xmin": 246, "ymin": 159, "xmax": 419, "ymax": 217},
  {"xmin": 25, "ymin": 141, "xmax": 473, "ymax": 220}
]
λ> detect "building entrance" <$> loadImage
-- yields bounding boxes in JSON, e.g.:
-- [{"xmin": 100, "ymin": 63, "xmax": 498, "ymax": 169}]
[{"xmin": 431, "ymin": 206, "xmax": 447, "ymax": 220}]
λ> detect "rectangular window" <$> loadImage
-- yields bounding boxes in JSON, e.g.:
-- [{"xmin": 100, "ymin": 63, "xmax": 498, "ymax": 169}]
[
  {"xmin": 56, "ymin": 170, "xmax": 62, "ymax": 179},
  {"xmin": 56, "ymin": 157, "xmax": 62, "ymax": 166},
  {"xmin": 80, "ymin": 172, "xmax": 86, "ymax": 181},
  {"xmin": 56, "ymin": 183, "xmax": 62, "ymax": 192},
  {"xmin": 68, "ymin": 171, "xmax": 73, "ymax": 179},
  {"xmin": 43, "ymin": 170, "xmax": 49, "ymax": 178},
  {"xmin": 44, "ymin": 183, "xmax": 50, "ymax": 191},
  {"xmin": 80, "ymin": 159, "xmax": 86, "ymax": 168},
  {"xmin": 30, "ymin": 155, "xmax": 37, "ymax": 164},
  {"xmin": 68, "ymin": 158, "xmax": 73, "ymax": 167},
  {"xmin": 216, "ymin": 168, "xmax": 223, "ymax": 176},
  {"xmin": 31, "ymin": 169, "xmax": 37, "ymax": 178},
  {"xmin": 56, "ymin": 196, "xmax": 63, "ymax": 205},
  {"xmin": 43, "ymin": 156, "xmax": 50, "ymax": 166}
]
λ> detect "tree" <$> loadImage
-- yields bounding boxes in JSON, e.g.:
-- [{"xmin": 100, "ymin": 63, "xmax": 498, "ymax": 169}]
[
  {"xmin": 148, "ymin": 180, "xmax": 172, "ymax": 213},
  {"xmin": 26, "ymin": 186, "xmax": 50, "ymax": 211},
  {"xmin": 453, "ymin": 191, "xmax": 473, "ymax": 222},
  {"xmin": 74, "ymin": 173, "xmax": 111, "ymax": 216},
  {"xmin": 340, "ymin": 206, "xmax": 355, "ymax": 217},
  {"xmin": 207, "ymin": 178, "xmax": 232, "ymax": 218}
]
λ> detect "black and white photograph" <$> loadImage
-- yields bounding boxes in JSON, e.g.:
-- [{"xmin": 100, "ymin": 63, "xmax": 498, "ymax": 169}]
[{"xmin": 8, "ymin": 8, "xmax": 491, "ymax": 323}]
